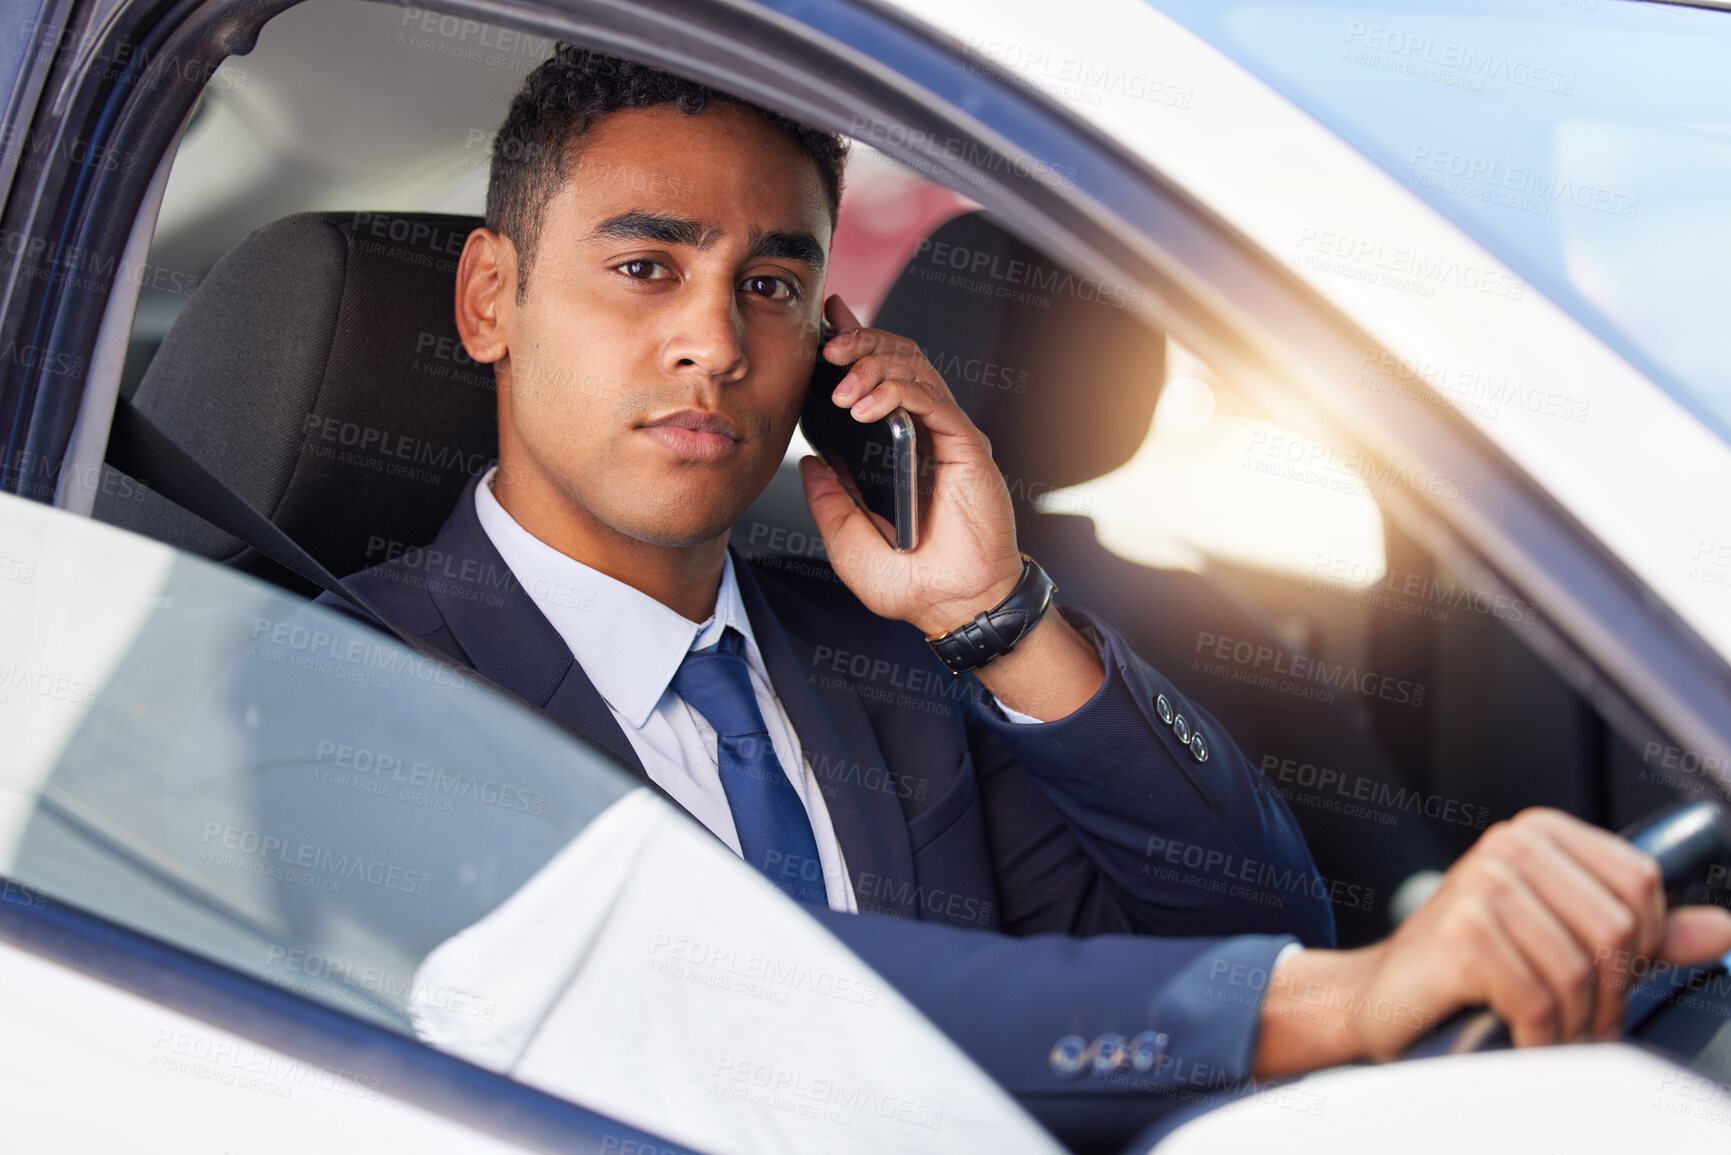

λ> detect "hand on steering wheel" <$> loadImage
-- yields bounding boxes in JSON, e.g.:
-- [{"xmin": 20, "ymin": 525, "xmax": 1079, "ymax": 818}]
[{"xmin": 1252, "ymin": 803, "xmax": 1731, "ymax": 1079}]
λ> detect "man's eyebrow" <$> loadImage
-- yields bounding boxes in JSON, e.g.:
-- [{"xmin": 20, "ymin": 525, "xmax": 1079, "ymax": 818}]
[
  {"xmin": 747, "ymin": 228, "xmax": 826, "ymax": 274},
  {"xmin": 587, "ymin": 213, "xmax": 826, "ymax": 274},
  {"xmin": 587, "ymin": 211, "xmax": 720, "ymax": 248}
]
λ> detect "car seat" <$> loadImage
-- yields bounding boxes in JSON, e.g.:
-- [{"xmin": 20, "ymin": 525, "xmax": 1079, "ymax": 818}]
[{"xmin": 94, "ymin": 212, "xmax": 496, "ymax": 596}]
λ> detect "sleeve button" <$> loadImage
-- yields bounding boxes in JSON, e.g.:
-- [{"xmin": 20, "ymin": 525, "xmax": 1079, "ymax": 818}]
[
  {"xmin": 1091, "ymin": 1033, "xmax": 1130, "ymax": 1074},
  {"xmin": 1129, "ymin": 1030, "xmax": 1169, "ymax": 1072},
  {"xmin": 1049, "ymin": 1035, "xmax": 1090, "ymax": 1079}
]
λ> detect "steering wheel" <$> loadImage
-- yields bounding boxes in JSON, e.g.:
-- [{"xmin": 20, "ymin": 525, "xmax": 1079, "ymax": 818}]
[{"xmin": 1403, "ymin": 798, "xmax": 1731, "ymax": 1059}]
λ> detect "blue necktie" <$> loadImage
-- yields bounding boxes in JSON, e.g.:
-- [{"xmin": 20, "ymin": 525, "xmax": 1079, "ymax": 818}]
[{"xmin": 671, "ymin": 628, "xmax": 827, "ymax": 905}]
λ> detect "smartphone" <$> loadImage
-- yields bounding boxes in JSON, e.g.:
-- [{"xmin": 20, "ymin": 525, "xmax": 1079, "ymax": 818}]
[{"xmin": 799, "ymin": 323, "xmax": 920, "ymax": 552}]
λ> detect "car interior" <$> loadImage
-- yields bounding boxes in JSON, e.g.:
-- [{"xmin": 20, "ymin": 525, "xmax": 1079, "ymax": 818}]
[
  {"xmin": 6, "ymin": 1, "xmax": 1731, "ymax": 1149},
  {"xmin": 85, "ymin": 0, "xmax": 1690, "ymax": 959}
]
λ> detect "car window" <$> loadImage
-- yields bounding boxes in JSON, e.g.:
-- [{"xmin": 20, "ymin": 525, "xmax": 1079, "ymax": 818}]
[
  {"xmin": 1, "ymin": 495, "xmax": 627, "ymax": 1028},
  {"xmin": 1045, "ymin": 336, "xmax": 1387, "ymax": 585},
  {"xmin": 1142, "ymin": 0, "xmax": 1731, "ymax": 441},
  {"xmin": 0, "ymin": 492, "xmax": 1044, "ymax": 1151},
  {"xmin": 1047, "ymin": 324, "xmax": 1686, "ymax": 941}
]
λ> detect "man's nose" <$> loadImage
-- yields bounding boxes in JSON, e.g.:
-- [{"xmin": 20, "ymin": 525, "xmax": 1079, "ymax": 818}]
[{"xmin": 662, "ymin": 282, "xmax": 748, "ymax": 386}]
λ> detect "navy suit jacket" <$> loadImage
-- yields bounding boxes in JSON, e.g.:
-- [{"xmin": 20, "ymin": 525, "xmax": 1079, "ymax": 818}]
[{"xmin": 319, "ymin": 476, "xmax": 1336, "ymax": 1143}]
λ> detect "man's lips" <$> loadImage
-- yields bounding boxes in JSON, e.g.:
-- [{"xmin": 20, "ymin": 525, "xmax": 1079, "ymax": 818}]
[{"xmin": 638, "ymin": 409, "xmax": 744, "ymax": 463}]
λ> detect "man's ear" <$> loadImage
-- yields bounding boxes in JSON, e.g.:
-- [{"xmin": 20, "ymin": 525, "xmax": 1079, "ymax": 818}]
[{"xmin": 454, "ymin": 228, "xmax": 515, "ymax": 364}]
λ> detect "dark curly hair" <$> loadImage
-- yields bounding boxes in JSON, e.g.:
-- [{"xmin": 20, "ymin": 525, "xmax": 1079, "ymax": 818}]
[{"xmin": 486, "ymin": 46, "xmax": 848, "ymax": 299}]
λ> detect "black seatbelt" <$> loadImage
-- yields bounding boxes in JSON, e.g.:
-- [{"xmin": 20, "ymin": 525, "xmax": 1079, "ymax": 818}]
[
  {"xmin": 105, "ymin": 395, "xmax": 370, "ymax": 608},
  {"xmin": 101, "ymin": 394, "xmax": 687, "ymax": 791},
  {"xmin": 103, "ymin": 394, "xmax": 444, "ymax": 663}
]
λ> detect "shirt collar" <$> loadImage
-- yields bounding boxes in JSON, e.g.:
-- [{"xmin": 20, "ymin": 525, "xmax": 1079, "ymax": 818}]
[{"xmin": 471, "ymin": 465, "xmax": 770, "ymax": 728}]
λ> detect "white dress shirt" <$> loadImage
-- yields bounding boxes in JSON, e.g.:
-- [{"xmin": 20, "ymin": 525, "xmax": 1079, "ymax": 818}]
[{"xmin": 474, "ymin": 467, "xmax": 859, "ymax": 912}]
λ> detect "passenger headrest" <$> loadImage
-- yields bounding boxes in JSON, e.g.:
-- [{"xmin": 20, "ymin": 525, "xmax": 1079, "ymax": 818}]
[
  {"xmin": 96, "ymin": 212, "xmax": 497, "ymax": 592},
  {"xmin": 873, "ymin": 211, "xmax": 1164, "ymax": 499}
]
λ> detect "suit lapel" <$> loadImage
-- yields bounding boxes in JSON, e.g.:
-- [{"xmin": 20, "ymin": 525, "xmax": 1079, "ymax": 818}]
[
  {"xmin": 733, "ymin": 553, "xmax": 919, "ymax": 919},
  {"xmin": 542, "ymin": 662, "xmax": 649, "ymax": 780},
  {"xmin": 425, "ymin": 477, "xmax": 651, "ymax": 787}
]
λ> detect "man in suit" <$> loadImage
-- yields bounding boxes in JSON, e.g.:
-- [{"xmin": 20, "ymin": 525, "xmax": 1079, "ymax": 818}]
[{"xmin": 322, "ymin": 44, "xmax": 1731, "ymax": 1138}]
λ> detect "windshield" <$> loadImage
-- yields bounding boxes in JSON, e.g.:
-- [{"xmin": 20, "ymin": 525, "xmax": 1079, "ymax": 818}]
[{"xmin": 1143, "ymin": 0, "xmax": 1731, "ymax": 441}]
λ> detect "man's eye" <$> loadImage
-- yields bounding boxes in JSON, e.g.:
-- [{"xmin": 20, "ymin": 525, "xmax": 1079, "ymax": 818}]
[
  {"xmin": 617, "ymin": 259, "xmax": 666, "ymax": 280},
  {"xmin": 742, "ymin": 274, "xmax": 798, "ymax": 301}
]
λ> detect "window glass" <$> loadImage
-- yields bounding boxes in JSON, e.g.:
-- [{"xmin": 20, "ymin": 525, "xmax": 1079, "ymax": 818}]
[
  {"xmin": 1143, "ymin": 0, "xmax": 1731, "ymax": 439},
  {"xmin": 131, "ymin": 0, "xmax": 547, "ymax": 396},
  {"xmin": 1047, "ymin": 337, "xmax": 1387, "ymax": 584},
  {"xmin": 1, "ymin": 489, "xmax": 631, "ymax": 1029},
  {"xmin": 0, "ymin": 492, "xmax": 1038, "ymax": 1151},
  {"xmin": 1045, "ymin": 329, "xmax": 1677, "ymax": 946}
]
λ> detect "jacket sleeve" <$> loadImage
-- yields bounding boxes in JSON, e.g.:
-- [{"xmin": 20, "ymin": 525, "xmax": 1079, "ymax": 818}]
[
  {"xmin": 965, "ymin": 606, "xmax": 1339, "ymax": 948},
  {"xmin": 808, "ymin": 902, "xmax": 1298, "ymax": 1150}
]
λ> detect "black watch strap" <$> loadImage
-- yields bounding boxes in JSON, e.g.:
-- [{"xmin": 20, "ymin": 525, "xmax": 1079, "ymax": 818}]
[{"xmin": 925, "ymin": 554, "xmax": 1057, "ymax": 675}]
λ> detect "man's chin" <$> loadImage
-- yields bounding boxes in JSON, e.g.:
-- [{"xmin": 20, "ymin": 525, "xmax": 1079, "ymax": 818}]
[
  {"xmin": 601, "ymin": 499, "xmax": 745, "ymax": 550},
  {"xmin": 559, "ymin": 454, "xmax": 778, "ymax": 549},
  {"xmin": 627, "ymin": 522, "xmax": 738, "ymax": 549},
  {"xmin": 606, "ymin": 463, "xmax": 774, "ymax": 548}
]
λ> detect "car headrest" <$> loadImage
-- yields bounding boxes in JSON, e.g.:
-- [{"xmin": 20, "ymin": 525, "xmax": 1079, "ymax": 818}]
[
  {"xmin": 96, "ymin": 212, "xmax": 497, "ymax": 591},
  {"xmin": 873, "ymin": 211, "xmax": 1164, "ymax": 499}
]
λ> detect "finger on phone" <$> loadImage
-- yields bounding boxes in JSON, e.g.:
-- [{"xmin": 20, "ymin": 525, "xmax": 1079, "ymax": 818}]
[{"xmin": 825, "ymin": 294, "xmax": 862, "ymax": 332}]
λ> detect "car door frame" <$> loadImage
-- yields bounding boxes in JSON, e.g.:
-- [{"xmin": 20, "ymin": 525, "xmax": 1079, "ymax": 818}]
[{"xmin": 2, "ymin": 0, "xmax": 1730, "ymax": 1132}]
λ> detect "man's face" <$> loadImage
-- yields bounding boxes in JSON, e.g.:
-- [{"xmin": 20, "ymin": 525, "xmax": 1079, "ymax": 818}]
[{"xmin": 489, "ymin": 104, "xmax": 830, "ymax": 547}]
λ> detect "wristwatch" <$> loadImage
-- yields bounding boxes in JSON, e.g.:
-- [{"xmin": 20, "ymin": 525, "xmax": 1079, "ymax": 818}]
[{"xmin": 925, "ymin": 554, "xmax": 1057, "ymax": 675}]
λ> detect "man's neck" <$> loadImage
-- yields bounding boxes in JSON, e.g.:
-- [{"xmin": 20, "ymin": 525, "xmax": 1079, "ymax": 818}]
[{"xmin": 491, "ymin": 468, "xmax": 728, "ymax": 624}]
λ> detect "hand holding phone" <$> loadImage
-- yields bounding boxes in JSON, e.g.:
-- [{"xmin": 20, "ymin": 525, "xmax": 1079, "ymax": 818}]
[
  {"xmin": 800, "ymin": 320, "xmax": 920, "ymax": 551},
  {"xmin": 798, "ymin": 295, "xmax": 1106, "ymax": 720}
]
